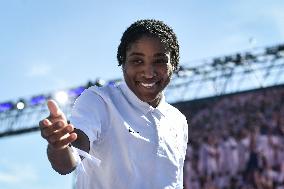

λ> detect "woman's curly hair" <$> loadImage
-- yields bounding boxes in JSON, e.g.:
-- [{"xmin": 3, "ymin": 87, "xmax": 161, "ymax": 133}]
[{"xmin": 117, "ymin": 19, "xmax": 180, "ymax": 71}]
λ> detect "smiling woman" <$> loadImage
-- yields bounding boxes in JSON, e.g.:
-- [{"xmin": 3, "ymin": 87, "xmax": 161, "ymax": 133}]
[
  {"xmin": 39, "ymin": 19, "xmax": 188, "ymax": 189},
  {"xmin": 123, "ymin": 36, "xmax": 173, "ymax": 107},
  {"xmin": 118, "ymin": 19, "xmax": 180, "ymax": 108}
]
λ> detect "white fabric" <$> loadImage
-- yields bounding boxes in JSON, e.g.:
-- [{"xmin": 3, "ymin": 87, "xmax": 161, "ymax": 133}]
[
  {"xmin": 70, "ymin": 81, "xmax": 188, "ymax": 189},
  {"xmin": 71, "ymin": 145, "xmax": 101, "ymax": 174}
]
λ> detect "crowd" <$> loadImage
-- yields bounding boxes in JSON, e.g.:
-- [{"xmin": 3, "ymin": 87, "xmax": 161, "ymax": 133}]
[{"xmin": 178, "ymin": 85, "xmax": 284, "ymax": 189}]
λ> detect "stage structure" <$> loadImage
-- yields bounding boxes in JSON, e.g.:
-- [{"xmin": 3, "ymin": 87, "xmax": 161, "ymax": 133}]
[{"xmin": 0, "ymin": 43, "xmax": 284, "ymax": 138}]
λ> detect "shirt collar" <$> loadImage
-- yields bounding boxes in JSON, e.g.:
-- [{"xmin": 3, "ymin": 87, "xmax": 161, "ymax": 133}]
[{"xmin": 118, "ymin": 80, "xmax": 168, "ymax": 116}]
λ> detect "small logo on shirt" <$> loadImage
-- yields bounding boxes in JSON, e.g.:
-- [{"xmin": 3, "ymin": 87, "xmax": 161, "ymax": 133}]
[{"xmin": 128, "ymin": 127, "xmax": 139, "ymax": 134}]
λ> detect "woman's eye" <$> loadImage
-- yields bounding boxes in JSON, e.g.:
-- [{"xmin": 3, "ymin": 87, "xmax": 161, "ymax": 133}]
[{"xmin": 129, "ymin": 59, "xmax": 143, "ymax": 65}]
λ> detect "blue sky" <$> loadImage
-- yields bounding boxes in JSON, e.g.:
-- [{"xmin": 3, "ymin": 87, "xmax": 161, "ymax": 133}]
[{"xmin": 0, "ymin": 1, "xmax": 284, "ymax": 188}]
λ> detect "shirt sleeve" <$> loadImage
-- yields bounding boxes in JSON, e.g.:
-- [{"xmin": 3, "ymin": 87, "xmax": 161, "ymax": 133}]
[
  {"xmin": 183, "ymin": 117, "xmax": 189, "ymax": 155},
  {"xmin": 179, "ymin": 114, "xmax": 189, "ymax": 159},
  {"xmin": 69, "ymin": 87, "xmax": 109, "ymax": 143}
]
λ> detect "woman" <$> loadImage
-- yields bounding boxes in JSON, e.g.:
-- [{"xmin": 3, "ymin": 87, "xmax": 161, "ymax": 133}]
[{"xmin": 39, "ymin": 19, "xmax": 188, "ymax": 189}]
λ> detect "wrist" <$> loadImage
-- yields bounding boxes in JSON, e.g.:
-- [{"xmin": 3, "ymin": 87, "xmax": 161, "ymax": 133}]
[
  {"xmin": 47, "ymin": 143, "xmax": 69, "ymax": 154},
  {"xmin": 47, "ymin": 144, "xmax": 76, "ymax": 175}
]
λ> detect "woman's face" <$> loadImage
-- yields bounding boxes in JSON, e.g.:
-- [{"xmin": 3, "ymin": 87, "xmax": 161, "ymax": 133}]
[{"xmin": 123, "ymin": 36, "xmax": 173, "ymax": 107}]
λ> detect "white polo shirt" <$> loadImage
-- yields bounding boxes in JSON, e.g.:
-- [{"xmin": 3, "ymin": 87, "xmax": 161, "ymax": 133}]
[{"xmin": 70, "ymin": 81, "xmax": 188, "ymax": 189}]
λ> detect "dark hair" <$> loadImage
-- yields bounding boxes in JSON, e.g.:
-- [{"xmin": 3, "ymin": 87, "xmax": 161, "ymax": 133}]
[{"xmin": 117, "ymin": 19, "xmax": 180, "ymax": 71}]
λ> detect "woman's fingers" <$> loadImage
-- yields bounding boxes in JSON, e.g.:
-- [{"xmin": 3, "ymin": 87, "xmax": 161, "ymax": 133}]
[
  {"xmin": 40, "ymin": 119, "xmax": 76, "ymax": 149},
  {"xmin": 47, "ymin": 100, "xmax": 64, "ymax": 118},
  {"xmin": 40, "ymin": 120, "xmax": 65, "ymax": 138},
  {"xmin": 48, "ymin": 124, "xmax": 75, "ymax": 143},
  {"xmin": 49, "ymin": 132, "xmax": 78, "ymax": 150}
]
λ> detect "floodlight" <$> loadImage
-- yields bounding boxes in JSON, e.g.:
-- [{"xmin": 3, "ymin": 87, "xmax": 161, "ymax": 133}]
[
  {"xmin": 16, "ymin": 101, "xmax": 25, "ymax": 110},
  {"xmin": 29, "ymin": 95, "xmax": 47, "ymax": 106},
  {"xmin": 0, "ymin": 102, "xmax": 14, "ymax": 112},
  {"xmin": 86, "ymin": 81, "xmax": 94, "ymax": 88},
  {"xmin": 107, "ymin": 79, "xmax": 121, "ymax": 87},
  {"xmin": 68, "ymin": 87, "xmax": 85, "ymax": 97},
  {"xmin": 54, "ymin": 91, "xmax": 69, "ymax": 104},
  {"xmin": 107, "ymin": 81, "xmax": 116, "ymax": 86},
  {"xmin": 244, "ymin": 53, "xmax": 256, "ymax": 61},
  {"xmin": 176, "ymin": 66, "xmax": 187, "ymax": 77},
  {"xmin": 278, "ymin": 44, "xmax": 284, "ymax": 56},
  {"xmin": 212, "ymin": 58, "xmax": 223, "ymax": 67},
  {"xmin": 233, "ymin": 54, "xmax": 242, "ymax": 65},
  {"xmin": 224, "ymin": 56, "xmax": 234, "ymax": 63},
  {"xmin": 266, "ymin": 47, "xmax": 278, "ymax": 55},
  {"xmin": 94, "ymin": 79, "xmax": 105, "ymax": 87}
]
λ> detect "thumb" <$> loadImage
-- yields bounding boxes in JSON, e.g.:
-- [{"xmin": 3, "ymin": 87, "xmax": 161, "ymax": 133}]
[{"xmin": 47, "ymin": 99, "xmax": 64, "ymax": 118}]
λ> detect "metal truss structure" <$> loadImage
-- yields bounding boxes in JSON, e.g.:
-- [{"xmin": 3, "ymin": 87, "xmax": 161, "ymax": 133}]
[
  {"xmin": 1, "ymin": 43, "xmax": 284, "ymax": 138},
  {"xmin": 166, "ymin": 43, "xmax": 284, "ymax": 102}
]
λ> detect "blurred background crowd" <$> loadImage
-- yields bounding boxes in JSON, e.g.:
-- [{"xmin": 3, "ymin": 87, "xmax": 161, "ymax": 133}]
[{"xmin": 178, "ymin": 85, "xmax": 284, "ymax": 189}]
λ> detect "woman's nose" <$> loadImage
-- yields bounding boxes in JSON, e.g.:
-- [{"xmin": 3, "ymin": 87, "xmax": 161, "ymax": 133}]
[{"xmin": 142, "ymin": 65, "xmax": 157, "ymax": 78}]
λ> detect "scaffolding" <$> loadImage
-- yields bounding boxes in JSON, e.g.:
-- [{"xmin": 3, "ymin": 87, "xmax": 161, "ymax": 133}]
[{"xmin": 1, "ymin": 43, "xmax": 284, "ymax": 138}]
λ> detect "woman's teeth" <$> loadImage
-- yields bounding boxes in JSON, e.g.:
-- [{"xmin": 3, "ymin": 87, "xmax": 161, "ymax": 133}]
[{"xmin": 140, "ymin": 82, "xmax": 155, "ymax": 88}]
